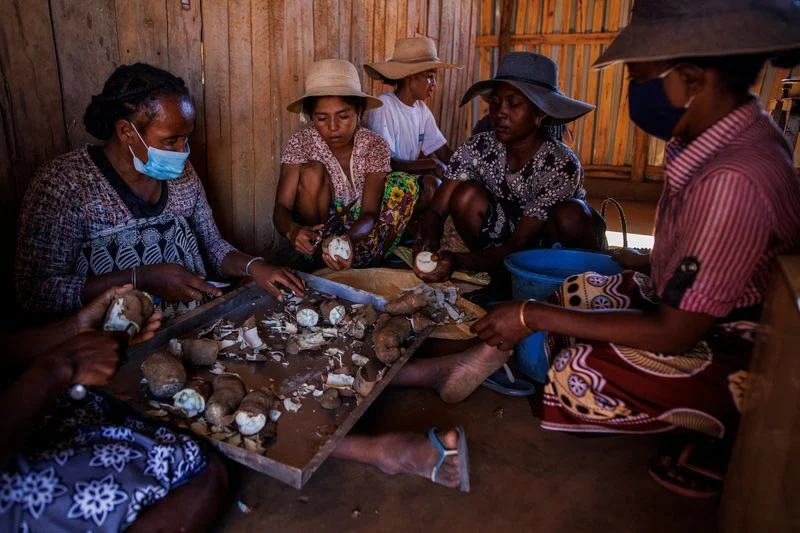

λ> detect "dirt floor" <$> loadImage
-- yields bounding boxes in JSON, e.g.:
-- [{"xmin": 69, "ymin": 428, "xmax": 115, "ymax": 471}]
[
  {"xmin": 215, "ymin": 198, "xmax": 720, "ymax": 532},
  {"xmin": 215, "ymin": 341, "xmax": 719, "ymax": 533}
]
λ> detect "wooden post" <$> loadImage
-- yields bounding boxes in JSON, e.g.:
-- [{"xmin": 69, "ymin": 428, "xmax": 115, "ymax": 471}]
[
  {"xmin": 631, "ymin": 126, "xmax": 650, "ymax": 182},
  {"xmin": 499, "ymin": 0, "xmax": 516, "ymax": 58}
]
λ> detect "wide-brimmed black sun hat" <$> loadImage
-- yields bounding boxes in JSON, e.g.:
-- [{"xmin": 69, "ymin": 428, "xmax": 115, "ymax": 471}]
[
  {"xmin": 593, "ymin": 0, "xmax": 800, "ymax": 69},
  {"xmin": 460, "ymin": 52, "xmax": 595, "ymax": 125}
]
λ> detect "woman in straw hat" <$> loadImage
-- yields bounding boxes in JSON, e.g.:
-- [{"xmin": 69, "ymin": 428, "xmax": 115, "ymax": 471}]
[
  {"xmin": 411, "ymin": 52, "xmax": 604, "ymax": 283},
  {"xmin": 275, "ymin": 59, "xmax": 419, "ymax": 270},
  {"xmin": 464, "ymin": 0, "xmax": 800, "ymax": 498},
  {"xmin": 364, "ymin": 36, "xmax": 459, "ymax": 184}
]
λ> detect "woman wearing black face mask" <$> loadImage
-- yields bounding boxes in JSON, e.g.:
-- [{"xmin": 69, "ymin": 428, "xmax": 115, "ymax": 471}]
[
  {"xmin": 457, "ymin": 0, "xmax": 800, "ymax": 498},
  {"xmin": 16, "ymin": 63, "xmax": 304, "ymax": 321}
]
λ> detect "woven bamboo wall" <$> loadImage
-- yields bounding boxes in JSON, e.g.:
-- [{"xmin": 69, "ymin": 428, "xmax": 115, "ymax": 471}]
[{"xmin": 474, "ymin": 0, "xmax": 798, "ymax": 201}]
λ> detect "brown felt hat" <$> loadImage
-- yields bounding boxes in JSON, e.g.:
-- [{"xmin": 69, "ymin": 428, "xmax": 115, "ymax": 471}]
[
  {"xmin": 594, "ymin": 0, "xmax": 800, "ymax": 69},
  {"xmin": 461, "ymin": 52, "xmax": 595, "ymax": 126},
  {"xmin": 364, "ymin": 36, "xmax": 462, "ymax": 81},
  {"xmin": 288, "ymin": 59, "xmax": 383, "ymax": 113}
]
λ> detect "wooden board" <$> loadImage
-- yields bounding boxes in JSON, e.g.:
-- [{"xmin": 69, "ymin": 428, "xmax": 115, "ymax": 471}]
[{"xmin": 105, "ymin": 277, "xmax": 432, "ymax": 489}]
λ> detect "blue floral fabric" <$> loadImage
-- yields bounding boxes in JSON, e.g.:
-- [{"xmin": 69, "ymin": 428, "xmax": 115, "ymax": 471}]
[{"xmin": 0, "ymin": 391, "xmax": 208, "ymax": 532}]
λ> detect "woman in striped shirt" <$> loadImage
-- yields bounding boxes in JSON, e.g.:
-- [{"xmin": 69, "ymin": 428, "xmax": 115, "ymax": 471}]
[{"xmin": 447, "ymin": 0, "xmax": 800, "ymax": 498}]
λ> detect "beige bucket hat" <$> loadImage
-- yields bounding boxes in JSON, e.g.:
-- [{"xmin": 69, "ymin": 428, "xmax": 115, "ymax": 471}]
[
  {"xmin": 287, "ymin": 59, "xmax": 383, "ymax": 113},
  {"xmin": 594, "ymin": 0, "xmax": 800, "ymax": 69},
  {"xmin": 364, "ymin": 36, "xmax": 462, "ymax": 81}
]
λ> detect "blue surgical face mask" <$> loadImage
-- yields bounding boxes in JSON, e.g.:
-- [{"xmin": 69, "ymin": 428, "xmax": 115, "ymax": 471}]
[
  {"xmin": 628, "ymin": 65, "xmax": 694, "ymax": 141},
  {"xmin": 128, "ymin": 122, "xmax": 190, "ymax": 180}
]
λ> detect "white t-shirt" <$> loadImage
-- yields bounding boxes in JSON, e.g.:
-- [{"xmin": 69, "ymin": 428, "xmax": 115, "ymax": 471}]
[{"xmin": 366, "ymin": 92, "xmax": 448, "ymax": 161}]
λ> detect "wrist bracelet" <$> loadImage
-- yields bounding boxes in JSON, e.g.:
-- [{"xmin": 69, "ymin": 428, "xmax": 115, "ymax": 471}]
[
  {"xmin": 518, "ymin": 299, "xmax": 533, "ymax": 333},
  {"xmin": 244, "ymin": 256, "xmax": 265, "ymax": 276},
  {"xmin": 132, "ymin": 267, "xmax": 138, "ymax": 289}
]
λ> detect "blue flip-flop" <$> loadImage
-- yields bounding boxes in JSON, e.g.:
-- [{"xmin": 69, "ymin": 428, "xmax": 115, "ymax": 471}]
[
  {"xmin": 481, "ymin": 364, "xmax": 536, "ymax": 396},
  {"xmin": 427, "ymin": 426, "xmax": 470, "ymax": 493}
]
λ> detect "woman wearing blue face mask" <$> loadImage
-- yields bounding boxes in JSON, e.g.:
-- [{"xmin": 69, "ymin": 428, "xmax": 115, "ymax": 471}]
[
  {"xmin": 16, "ymin": 63, "xmax": 304, "ymax": 319},
  {"xmin": 428, "ymin": 0, "xmax": 800, "ymax": 498}
]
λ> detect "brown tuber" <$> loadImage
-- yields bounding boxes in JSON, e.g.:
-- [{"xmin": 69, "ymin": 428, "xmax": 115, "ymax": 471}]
[
  {"xmin": 353, "ymin": 359, "xmax": 382, "ymax": 397},
  {"xmin": 319, "ymin": 389, "xmax": 341, "ymax": 410},
  {"xmin": 235, "ymin": 388, "xmax": 276, "ymax": 436},
  {"xmin": 384, "ymin": 291, "xmax": 428, "ymax": 315},
  {"xmin": 104, "ymin": 290, "xmax": 155, "ymax": 336},
  {"xmin": 410, "ymin": 312, "xmax": 436, "ymax": 333},
  {"xmin": 205, "ymin": 374, "xmax": 247, "ymax": 427},
  {"xmin": 141, "ymin": 350, "xmax": 187, "ymax": 399},
  {"xmin": 180, "ymin": 339, "xmax": 220, "ymax": 366},
  {"xmin": 372, "ymin": 314, "xmax": 412, "ymax": 364}
]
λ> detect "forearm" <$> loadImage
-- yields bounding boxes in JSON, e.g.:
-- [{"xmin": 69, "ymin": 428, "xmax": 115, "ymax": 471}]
[
  {"xmin": 220, "ymin": 250, "xmax": 258, "ymax": 278},
  {"xmin": 525, "ymin": 301, "xmax": 702, "ymax": 354},
  {"xmin": 82, "ymin": 271, "xmax": 136, "ymax": 304},
  {"xmin": 1, "ymin": 318, "xmax": 81, "ymax": 370},
  {"xmin": 273, "ymin": 203, "xmax": 299, "ymax": 239},
  {"xmin": 391, "ymin": 158, "xmax": 439, "ymax": 174},
  {"xmin": 0, "ymin": 355, "xmax": 73, "ymax": 465},
  {"xmin": 346, "ymin": 213, "xmax": 377, "ymax": 242}
]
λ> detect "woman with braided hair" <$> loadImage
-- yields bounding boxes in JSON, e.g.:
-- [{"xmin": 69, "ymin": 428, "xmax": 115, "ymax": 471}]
[{"xmin": 16, "ymin": 63, "xmax": 304, "ymax": 319}]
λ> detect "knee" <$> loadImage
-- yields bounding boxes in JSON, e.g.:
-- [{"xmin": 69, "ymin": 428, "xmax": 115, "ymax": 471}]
[
  {"xmin": 297, "ymin": 162, "xmax": 327, "ymax": 194},
  {"xmin": 449, "ymin": 180, "xmax": 488, "ymax": 217},
  {"xmin": 550, "ymin": 199, "xmax": 594, "ymax": 239}
]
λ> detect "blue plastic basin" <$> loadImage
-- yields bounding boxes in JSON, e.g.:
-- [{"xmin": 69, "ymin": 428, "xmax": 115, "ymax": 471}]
[{"xmin": 504, "ymin": 249, "xmax": 623, "ymax": 382}]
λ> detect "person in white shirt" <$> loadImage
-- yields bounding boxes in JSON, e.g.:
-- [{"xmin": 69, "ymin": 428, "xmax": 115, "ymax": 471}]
[{"xmin": 365, "ymin": 37, "xmax": 462, "ymax": 210}]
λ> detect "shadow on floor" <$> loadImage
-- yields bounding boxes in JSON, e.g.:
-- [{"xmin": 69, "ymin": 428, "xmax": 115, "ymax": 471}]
[{"xmin": 215, "ymin": 337, "xmax": 718, "ymax": 533}]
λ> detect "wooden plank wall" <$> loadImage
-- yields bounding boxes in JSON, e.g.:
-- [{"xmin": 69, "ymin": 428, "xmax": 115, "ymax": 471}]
[
  {"xmin": 0, "ymin": 0, "xmax": 478, "ymax": 269},
  {"xmin": 203, "ymin": 0, "xmax": 478, "ymax": 254},
  {"xmin": 476, "ymin": 0, "xmax": 799, "ymax": 201}
]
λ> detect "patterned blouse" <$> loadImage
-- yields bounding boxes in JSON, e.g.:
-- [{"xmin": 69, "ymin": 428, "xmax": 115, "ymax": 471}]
[
  {"xmin": 447, "ymin": 132, "xmax": 585, "ymax": 221},
  {"xmin": 16, "ymin": 146, "xmax": 235, "ymax": 314},
  {"xmin": 280, "ymin": 126, "xmax": 392, "ymax": 207}
]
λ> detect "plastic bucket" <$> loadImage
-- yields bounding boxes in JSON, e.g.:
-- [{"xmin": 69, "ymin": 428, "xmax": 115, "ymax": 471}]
[{"xmin": 504, "ymin": 249, "xmax": 623, "ymax": 382}]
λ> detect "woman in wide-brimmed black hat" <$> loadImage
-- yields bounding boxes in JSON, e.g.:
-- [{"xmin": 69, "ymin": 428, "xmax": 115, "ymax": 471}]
[
  {"xmin": 467, "ymin": 0, "xmax": 800, "ymax": 498},
  {"xmin": 410, "ymin": 51, "xmax": 603, "ymax": 283}
]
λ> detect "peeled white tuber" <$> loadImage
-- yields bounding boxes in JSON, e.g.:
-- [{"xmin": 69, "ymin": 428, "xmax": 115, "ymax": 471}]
[
  {"xmin": 234, "ymin": 389, "xmax": 276, "ymax": 436},
  {"xmin": 320, "ymin": 300, "xmax": 346, "ymax": 325},
  {"xmin": 324, "ymin": 236, "xmax": 352, "ymax": 261},
  {"xmin": 295, "ymin": 304, "xmax": 320, "ymax": 327},
  {"xmin": 415, "ymin": 251, "xmax": 438, "ymax": 274}
]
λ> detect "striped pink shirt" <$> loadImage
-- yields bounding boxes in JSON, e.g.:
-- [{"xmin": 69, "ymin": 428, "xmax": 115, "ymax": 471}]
[{"xmin": 650, "ymin": 100, "xmax": 800, "ymax": 317}]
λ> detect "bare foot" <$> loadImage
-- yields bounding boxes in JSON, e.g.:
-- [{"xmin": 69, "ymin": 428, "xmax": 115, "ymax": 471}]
[
  {"xmin": 437, "ymin": 343, "xmax": 511, "ymax": 404},
  {"xmin": 372, "ymin": 429, "xmax": 463, "ymax": 489}
]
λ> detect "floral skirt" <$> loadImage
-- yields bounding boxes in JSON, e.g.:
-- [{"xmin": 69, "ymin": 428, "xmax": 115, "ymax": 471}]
[
  {"xmin": 327, "ymin": 172, "xmax": 418, "ymax": 267},
  {"xmin": 0, "ymin": 391, "xmax": 208, "ymax": 532},
  {"xmin": 541, "ymin": 271, "xmax": 753, "ymax": 438}
]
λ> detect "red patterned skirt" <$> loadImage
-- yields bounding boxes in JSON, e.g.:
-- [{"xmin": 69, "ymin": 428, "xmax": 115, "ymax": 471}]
[{"xmin": 541, "ymin": 271, "xmax": 753, "ymax": 438}]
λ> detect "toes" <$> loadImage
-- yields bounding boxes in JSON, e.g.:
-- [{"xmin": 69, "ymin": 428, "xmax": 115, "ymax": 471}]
[{"xmin": 439, "ymin": 429, "xmax": 459, "ymax": 450}]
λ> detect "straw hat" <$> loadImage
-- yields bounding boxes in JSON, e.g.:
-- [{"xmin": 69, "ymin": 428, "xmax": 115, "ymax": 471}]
[
  {"xmin": 364, "ymin": 36, "xmax": 462, "ymax": 81},
  {"xmin": 287, "ymin": 59, "xmax": 383, "ymax": 113},
  {"xmin": 460, "ymin": 52, "xmax": 594, "ymax": 126},
  {"xmin": 594, "ymin": 0, "xmax": 800, "ymax": 69}
]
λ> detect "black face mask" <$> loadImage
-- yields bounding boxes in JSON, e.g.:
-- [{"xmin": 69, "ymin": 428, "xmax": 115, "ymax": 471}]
[{"xmin": 628, "ymin": 66, "xmax": 692, "ymax": 141}]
